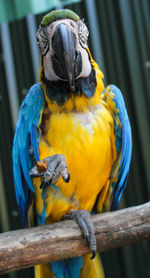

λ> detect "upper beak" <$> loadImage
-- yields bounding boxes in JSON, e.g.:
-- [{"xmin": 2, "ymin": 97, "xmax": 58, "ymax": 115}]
[{"xmin": 51, "ymin": 23, "xmax": 82, "ymax": 91}]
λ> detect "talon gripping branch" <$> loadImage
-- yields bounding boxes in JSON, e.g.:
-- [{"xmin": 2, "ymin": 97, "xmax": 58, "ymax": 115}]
[{"xmin": 12, "ymin": 9, "xmax": 132, "ymax": 278}]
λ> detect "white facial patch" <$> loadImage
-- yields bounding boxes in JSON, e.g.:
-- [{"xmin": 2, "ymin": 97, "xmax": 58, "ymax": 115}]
[{"xmin": 43, "ymin": 18, "xmax": 91, "ymax": 81}]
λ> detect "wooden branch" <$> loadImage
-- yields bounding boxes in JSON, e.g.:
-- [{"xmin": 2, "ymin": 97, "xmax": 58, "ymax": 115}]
[{"xmin": 0, "ymin": 202, "xmax": 150, "ymax": 275}]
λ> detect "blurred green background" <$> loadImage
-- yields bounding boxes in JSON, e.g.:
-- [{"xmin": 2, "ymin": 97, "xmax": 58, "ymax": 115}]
[{"xmin": 0, "ymin": 0, "xmax": 150, "ymax": 277}]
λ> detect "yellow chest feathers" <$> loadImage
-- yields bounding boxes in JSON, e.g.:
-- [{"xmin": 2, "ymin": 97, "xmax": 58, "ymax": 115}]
[{"xmin": 38, "ymin": 103, "xmax": 116, "ymax": 214}]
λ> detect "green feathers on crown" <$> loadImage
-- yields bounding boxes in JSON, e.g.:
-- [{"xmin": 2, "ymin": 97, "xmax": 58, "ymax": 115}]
[{"xmin": 40, "ymin": 9, "xmax": 80, "ymax": 27}]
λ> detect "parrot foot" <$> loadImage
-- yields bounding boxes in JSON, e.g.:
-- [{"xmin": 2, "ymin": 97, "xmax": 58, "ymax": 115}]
[
  {"xmin": 64, "ymin": 209, "xmax": 96, "ymax": 259},
  {"xmin": 29, "ymin": 154, "xmax": 70, "ymax": 189}
]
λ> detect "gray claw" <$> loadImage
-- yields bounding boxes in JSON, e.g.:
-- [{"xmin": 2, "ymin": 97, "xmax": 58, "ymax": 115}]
[
  {"xmin": 90, "ymin": 251, "xmax": 96, "ymax": 260},
  {"xmin": 64, "ymin": 209, "xmax": 97, "ymax": 259},
  {"xmin": 29, "ymin": 154, "xmax": 70, "ymax": 189},
  {"xmin": 63, "ymin": 171, "xmax": 70, "ymax": 183}
]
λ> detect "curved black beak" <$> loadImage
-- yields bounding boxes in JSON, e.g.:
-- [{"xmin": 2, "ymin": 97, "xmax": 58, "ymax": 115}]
[{"xmin": 51, "ymin": 23, "xmax": 82, "ymax": 91}]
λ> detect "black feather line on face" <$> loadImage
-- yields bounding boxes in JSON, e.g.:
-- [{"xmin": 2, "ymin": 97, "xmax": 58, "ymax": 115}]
[{"xmin": 41, "ymin": 67, "xmax": 97, "ymax": 106}]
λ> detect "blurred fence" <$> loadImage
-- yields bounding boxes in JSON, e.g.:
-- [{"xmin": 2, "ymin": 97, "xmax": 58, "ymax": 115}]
[{"xmin": 0, "ymin": 0, "xmax": 150, "ymax": 277}]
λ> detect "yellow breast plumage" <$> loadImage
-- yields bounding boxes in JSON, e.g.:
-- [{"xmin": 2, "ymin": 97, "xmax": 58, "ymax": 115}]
[{"xmin": 33, "ymin": 93, "xmax": 116, "ymax": 223}]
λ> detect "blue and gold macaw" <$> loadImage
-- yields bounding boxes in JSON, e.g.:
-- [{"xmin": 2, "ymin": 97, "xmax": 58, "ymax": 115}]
[{"xmin": 12, "ymin": 9, "xmax": 132, "ymax": 278}]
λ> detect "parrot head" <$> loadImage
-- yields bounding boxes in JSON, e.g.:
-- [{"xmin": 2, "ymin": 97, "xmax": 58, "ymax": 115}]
[{"xmin": 36, "ymin": 9, "xmax": 92, "ymax": 92}]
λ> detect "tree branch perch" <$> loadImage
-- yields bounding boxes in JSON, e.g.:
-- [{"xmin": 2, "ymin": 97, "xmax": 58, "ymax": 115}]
[{"xmin": 0, "ymin": 202, "xmax": 150, "ymax": 275}]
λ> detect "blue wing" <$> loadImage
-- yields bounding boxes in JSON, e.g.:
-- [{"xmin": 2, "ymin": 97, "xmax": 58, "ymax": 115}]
[
  {"xmin": 12, "ymin": 83, "xmax": 45, "ymax": 225},
  {"xmin": 110, "ymin": 85, "xmax": 132, "ymax": 210}
]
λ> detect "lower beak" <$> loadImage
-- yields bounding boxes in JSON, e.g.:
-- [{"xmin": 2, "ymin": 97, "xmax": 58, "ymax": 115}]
[{"xmin": 51, "ymin": 23, "xmax": 82, "ymax": 91}]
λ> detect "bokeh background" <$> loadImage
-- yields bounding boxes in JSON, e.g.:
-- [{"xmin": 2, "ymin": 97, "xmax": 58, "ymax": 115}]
[{"xmin": 0, "ymin": 0, "xmax": 150, "ymax": 277}]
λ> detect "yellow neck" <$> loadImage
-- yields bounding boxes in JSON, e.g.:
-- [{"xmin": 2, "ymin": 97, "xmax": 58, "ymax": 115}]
[{"xmin": 39, "ymin": 50, "xmax": 104, "ymax": 113}]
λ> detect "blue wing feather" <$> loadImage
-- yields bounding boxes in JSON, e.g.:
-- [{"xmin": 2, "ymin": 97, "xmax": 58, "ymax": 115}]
[
  {"xmin": 31, "ymin": 124, "xmax": 40, "ymax": 161},
  {"xmin": 110, "ymin": 85, "xmax": 132, "ymax": 210},
  {"xmin": 12, "ymin": 83, "xmax": 45, "ymax": 225}
]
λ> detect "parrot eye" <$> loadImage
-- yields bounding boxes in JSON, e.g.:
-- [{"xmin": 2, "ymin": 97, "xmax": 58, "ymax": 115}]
[
  {"xmin": 69, "ymin": 21, "xmax": 75, "ymax": 28},
  {"xmin": 78, "ymin": 20, "xmax": 89, "ymax": 49},
  {"xmin": 50, "ymin": 23, "xmax": 54, "ymax": 30},
  {"xmin": 36, "ymin": 26, "xmax": 49, "ymax": 56},
  {"xmin": 36, "ymin": 37, "xmax": 40, "ymax": 45}
]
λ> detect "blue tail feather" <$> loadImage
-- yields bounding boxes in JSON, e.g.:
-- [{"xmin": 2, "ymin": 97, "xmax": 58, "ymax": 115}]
[{"xmin": 50, "ymin": 257, "xmax": 83, "ymax": 278}]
